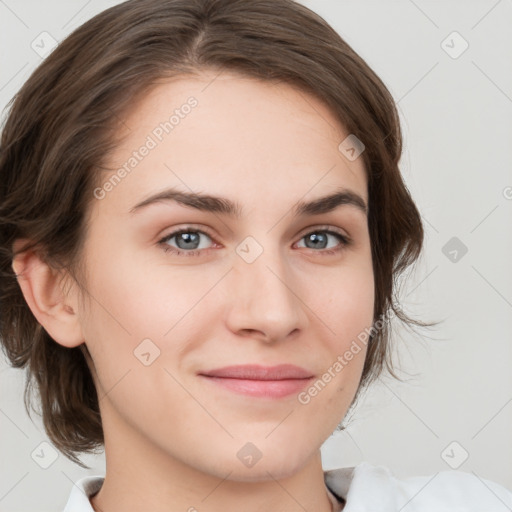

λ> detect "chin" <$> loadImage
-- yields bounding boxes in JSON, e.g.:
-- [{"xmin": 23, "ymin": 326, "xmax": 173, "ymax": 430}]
[
  {"xmin": 224, "ymin": 463, "xmax": 302, "ymax": 483},
  {"xmin": 215, "ymin": 450, "xmax": 309, "ymax": 483}
]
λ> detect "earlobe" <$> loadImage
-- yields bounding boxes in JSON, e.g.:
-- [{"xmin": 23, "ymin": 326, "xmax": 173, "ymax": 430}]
[{"xmin": 11, "ymin": 239, "xmax": 84, "ymax": 349}]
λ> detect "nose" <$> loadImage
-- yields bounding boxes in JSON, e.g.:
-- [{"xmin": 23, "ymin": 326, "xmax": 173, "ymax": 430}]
[{"xmin": 224, "ymin": 243, "xmax": 309, "ymax": 343}]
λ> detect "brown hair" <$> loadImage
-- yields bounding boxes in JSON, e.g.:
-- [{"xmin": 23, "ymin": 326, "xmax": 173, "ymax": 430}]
[{"xmin": 0, "ymin": 0, "xmax": 431, "ymax": 468}]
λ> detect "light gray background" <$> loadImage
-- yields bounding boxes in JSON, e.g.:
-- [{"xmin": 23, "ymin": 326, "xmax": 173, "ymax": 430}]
[{"xmin": 1, "ymin": 1, "xmax": 511, "ymax": 511}]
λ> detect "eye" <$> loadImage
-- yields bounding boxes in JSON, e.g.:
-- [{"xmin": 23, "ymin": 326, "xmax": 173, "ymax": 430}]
[
  {"xmin": 158, "ymin": 227, "xmax": 215, "ymax": 257},
  {"xmin": 295, "ymin": 228, "xmax": 350, "ymax": 255},
  {"xmin": 157, "ymin": 226, "xmax": 351, "ymax": 258}
]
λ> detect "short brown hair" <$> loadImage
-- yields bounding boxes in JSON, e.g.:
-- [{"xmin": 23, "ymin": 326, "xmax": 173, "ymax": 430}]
[{"xmin": 0, "ymin": 0, "xmax": 429, "ymax": 468}]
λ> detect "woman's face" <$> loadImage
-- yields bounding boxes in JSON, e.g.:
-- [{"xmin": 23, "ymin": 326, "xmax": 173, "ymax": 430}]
[{"xmin": 77, "ymin": 71, "xmax": 374, "ymax": 481}]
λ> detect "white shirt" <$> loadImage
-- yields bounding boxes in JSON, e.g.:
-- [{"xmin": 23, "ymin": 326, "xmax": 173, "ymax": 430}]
[{"xmin": 62, "ymin": 461, "xmax": 512, "ymax": 512}]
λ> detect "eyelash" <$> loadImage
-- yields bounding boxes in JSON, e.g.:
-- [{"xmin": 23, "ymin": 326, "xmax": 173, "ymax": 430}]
[{"xmin": 157, "ymin": 225, "xmax": 351, "ymax": 257}]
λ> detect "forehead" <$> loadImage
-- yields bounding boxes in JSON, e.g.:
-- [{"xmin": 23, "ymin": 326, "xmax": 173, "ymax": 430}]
[{"xmin": 95, "ymin": 71, "xmax": 367, "ymax": 216}]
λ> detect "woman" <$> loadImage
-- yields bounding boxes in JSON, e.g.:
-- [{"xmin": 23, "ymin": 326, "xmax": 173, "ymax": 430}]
[{"xmin": 1, "ymin": 1, "xmax": 510, "ymax": 511}]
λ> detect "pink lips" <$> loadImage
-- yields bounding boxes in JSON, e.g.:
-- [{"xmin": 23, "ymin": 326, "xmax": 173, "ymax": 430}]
[{"xmin": 198, "ymin": 364, "xmax": 314, "ymax": 398}]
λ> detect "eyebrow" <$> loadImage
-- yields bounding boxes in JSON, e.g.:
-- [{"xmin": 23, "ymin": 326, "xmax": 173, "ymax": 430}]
[{"xmin": 129, "ymin": 186, "xmax": 367, "ymax": 218}]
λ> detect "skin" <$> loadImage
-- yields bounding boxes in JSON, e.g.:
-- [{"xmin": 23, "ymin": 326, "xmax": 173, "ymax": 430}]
[{"xmin": 12, "ymin": 71, "xmax": 374, "ymax": 512}]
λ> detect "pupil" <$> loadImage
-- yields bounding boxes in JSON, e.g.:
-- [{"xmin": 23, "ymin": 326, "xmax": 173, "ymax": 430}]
[
  {"xmin": 177, "ymin": 232, "xmax": 199, "ymax": 249},
  {"xmin": 307, "ymin": 232, "xmax": 327, "ymax": 249}
]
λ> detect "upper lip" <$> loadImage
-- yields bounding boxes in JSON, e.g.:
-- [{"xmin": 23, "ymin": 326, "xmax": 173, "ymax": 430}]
[{"xmin": 199, "ymin": 364, "xmax": 314, "ymax": 380}]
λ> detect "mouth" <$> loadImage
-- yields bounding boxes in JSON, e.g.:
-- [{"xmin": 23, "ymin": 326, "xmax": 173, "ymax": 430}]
[{"xmin": 198, "ymin": 364, "xmax": 315, "ymax": 398}]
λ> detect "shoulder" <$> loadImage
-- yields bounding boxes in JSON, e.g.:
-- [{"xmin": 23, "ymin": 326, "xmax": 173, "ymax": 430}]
[
  {"xmin": 62, "ymin": 475, "xmax": 104, "ymax": 512},
  {"xmin": 324, "ymin": 461, "xmax": 512, "ymax": 511}
]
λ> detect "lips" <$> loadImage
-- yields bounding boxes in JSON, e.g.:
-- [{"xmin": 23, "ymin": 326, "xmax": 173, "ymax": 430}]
[
  {"xmin": 198, "ymin": 365, "xmax": 315, "ymax": 398},
  {"xmin": 199, "ymin": 364, "xmax": 314, "ymax": 380}
]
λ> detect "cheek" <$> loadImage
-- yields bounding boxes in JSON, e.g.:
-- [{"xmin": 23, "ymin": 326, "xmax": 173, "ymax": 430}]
[
  {"xmin": 313, "ymin": 258, "xmax": 375, "ymax": 343},
  {"xmin": 298, "ymin": 269, "xmax": 372, "ymax": 423},
  {"xmin": 306, "ymin": 257, "xmax": 374, "ymax": 400},
  {"xmin": 85, "ymin": 244, "xmax": 213, "ymax": 329},
  {"xmin": 79, "ymin": 252, "xmax": 226, "ymax": 376}
]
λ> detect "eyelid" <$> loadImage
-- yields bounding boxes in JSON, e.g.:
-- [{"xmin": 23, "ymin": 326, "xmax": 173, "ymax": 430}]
[
  {"xmin": 159, "ymin": 223, "xmax": 350, "ymax": 244},
  {"xmin": 296, "ymin": 224, "xmax": 350, "ymax": 241},
  {"xmin": 159, "ymin": 224, "xmax": 216, "ymax": 241},
  {"xmin": 157, "ymin": 223, "xmax": 351, "ymax": 258}
]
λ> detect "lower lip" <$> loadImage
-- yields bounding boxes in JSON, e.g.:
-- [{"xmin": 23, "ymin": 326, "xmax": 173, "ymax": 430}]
[{"xmin": 200, "ymin": 376, "xmax": 313, "ymax": 398}]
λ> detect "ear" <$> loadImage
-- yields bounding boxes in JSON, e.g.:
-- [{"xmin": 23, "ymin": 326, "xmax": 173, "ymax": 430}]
[{"xmin": 11, "ymin": 238, "xmax": 84, "ymax": 348}]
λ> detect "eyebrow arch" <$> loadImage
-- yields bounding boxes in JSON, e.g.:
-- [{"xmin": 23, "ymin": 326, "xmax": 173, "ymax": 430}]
[{"xmin": 129, "ymin": 187, "xmax": 367, "ymax": 217}]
